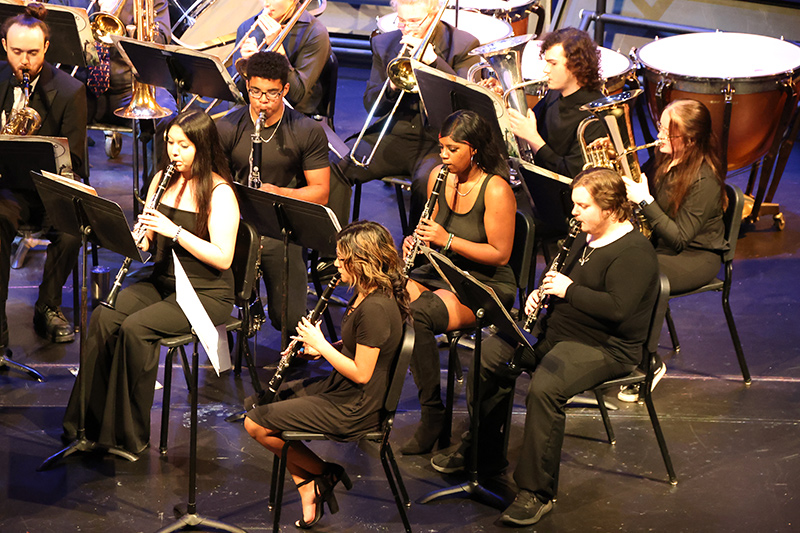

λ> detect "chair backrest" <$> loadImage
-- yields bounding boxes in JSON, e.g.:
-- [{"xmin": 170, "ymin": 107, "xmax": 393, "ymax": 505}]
[
  {"xmin": 231, "ymin": 221, "xmax": 261, "ymax": 304},
  {"xmin": 382, "ymin": 323, "xmax": 416, "ymax": 416},
  {"xmin": 721, "ymin": 184, "xmax": 744, "ymax": 264},
  {"xmin": 645, "ymin": 273, "xmax": 671, "ymax": 357},
  {"xmin": 312, "ymin": 52, "xmax": 339, "ymax": 130},
  {"xmin": 509, "ymin": 209, "xmax": 536, "ymax": 302}
]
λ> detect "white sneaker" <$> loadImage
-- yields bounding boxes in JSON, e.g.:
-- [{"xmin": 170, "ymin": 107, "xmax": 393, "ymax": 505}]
[{"xmin": 618, "ymin": 363, "xmax": 666, "ymax": 403}]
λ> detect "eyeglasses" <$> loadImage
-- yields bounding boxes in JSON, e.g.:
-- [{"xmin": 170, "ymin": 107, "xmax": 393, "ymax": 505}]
[
  {"xmin": 396, "ymin": 12, "xmax": 430, "ymax": 28},
  {"xmin": 248, "ymin": 86, "xmax": 283, "ymax": 100}
]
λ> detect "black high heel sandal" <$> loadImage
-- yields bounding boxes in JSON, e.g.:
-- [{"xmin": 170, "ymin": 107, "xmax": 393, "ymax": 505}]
[
  {"xmin": 324, "ymin": 462, "xmax": 353, "ymax": 493},
  {"xmin": 294, "ymin": 477, "xmax": 326, "ymax": 529}
]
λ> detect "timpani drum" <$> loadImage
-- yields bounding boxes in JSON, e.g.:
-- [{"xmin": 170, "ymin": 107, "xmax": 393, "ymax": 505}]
[
  {"xmin": 376, "ymin": 9, "xmax": 513, "ymax": 46},
  {"xmin": 454, "ymin": 0, "xmax": 544, "ymax": 37},
  {"xmin": 636, "ymin": 32, "xmax": 800, "ymax": 171},
  {"xmin": 521, "ymin": 40, "xmax": 636, "ymax": 104}
]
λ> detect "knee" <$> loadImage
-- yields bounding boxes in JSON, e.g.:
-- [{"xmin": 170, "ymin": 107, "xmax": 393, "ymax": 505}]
[
  {"xmin": 411, "ymin": 291, "xmax": 449, "ymax": 334},
  {"xmin": 244, "ymin": 416, "xmax": 264, "ymax": 439}
]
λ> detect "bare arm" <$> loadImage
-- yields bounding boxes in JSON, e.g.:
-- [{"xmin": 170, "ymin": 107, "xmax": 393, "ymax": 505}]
[
  {"xmin": 294, "ymin": 317, "xmax": 381, "ymax": 384},
  {"xmin": 260, "ymin": 166, "xmax": 330, "ymax": 205}
]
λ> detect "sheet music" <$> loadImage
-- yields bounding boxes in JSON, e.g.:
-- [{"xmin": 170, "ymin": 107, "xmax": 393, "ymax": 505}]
[{"xmin": 173, "ymin": 251, "xmax": 232, "ymax": 376}]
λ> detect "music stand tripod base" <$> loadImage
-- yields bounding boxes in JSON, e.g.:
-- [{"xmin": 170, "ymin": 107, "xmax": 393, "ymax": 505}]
[
  {"xmin": 38, "ymin": 438, "xmax": 139, "ymax": 471},
  {"xmin": 0, "ymin": 349, "xmax": 45, "ymax": 382}
]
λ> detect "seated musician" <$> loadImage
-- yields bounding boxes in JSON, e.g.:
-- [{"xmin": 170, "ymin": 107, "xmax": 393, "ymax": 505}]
[
  {"xmin": 506, "ymin": 27, "xmax": 606, "ymax": 179},
  {"xmin": 215, "ymin": 51, "xmax": 330, "ymax": 338},
  {"xmin": 431, "ymin": 168, "xmax": 659, "ymax": 527},
  {"xmin": 336, "ymin": 0, "xmax": 480, "ymax": 228},
  {"xmin": 400, "ymin": 109, "xmax": 517, "ymax": 455},
  {"xmin": 617, "ymin": 98, "xmax": 727, "ymax": 401},
  {"xmin": 231, "ymin": 0, "xmax": 332, "ymax": 117},
  {"xmin": 244, "ymin": 220, "xmax": 409, "ymax": 529},
  {"xmin": 63, "ymin": 109, "xmax": 239, "ymax": 454},
  {"xmin": 54, "ymin": 0, "xmax": 178, "ymax": 164},
  {"xmin": 0, "ymin": 4, "xmax": 87, "ymax": 350}
]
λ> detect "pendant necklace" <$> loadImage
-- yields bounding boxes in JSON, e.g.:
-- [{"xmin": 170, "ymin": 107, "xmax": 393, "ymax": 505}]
[
  {"xmin": 455, "ymin": 171, "xmax": 485, "ymax": 197},
  {"xmin": 257, "ymin": 108, "xmax": 283, "ymax": 144},
  {"xmin": 579, "ymin": 245, "xmax": 596, "ymax": 266}
]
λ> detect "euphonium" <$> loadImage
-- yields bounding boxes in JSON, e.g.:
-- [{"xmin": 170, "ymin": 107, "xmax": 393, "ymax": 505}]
[
  {"xmin": 102, "ymin": 163, "xmax": 176, "ymax": 309},
  {"xmin": 2, "ymin": 71, "xmax": 42, "ymax": 135},
  {"xmin": 86, "ymin": 0, "xmax": 126, "ymax": 45},
  {"xmin": 577, "ymin": 89, "xmax": 661, "ymax": 236},
  {"xmin": 349, "ymin": 0, "xmax": 450, "ymax": 168},
  {"xmin": 114, "ymin": 0, "xmax": 173, "ymax": 120}
]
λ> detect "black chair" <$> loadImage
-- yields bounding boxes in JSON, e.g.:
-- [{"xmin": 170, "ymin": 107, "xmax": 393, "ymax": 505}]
[
  {"xmin": 590, "ymin": 273, "xmax": 678, "ymax": 485},
  {"xmin": 664, "ymin": 184, "xmax": 750, "ymax": 384},
  {"xmin": 442, "ymin": 209, "xmax": 536, "ymax": 447},
  {"xmin": 268, "ymin": 324, "xmax": 416, "ymax": 533},
  {"xmin": 158, "ymin": 220, "xmax": 263, "ymax": 454},
  {"xmin": 352, "ymin": 176, "xmax": 412, "ymax": 233},
  {"xmin": 310, "ymin": 52, "xmax": 339, "ymax": 131}
]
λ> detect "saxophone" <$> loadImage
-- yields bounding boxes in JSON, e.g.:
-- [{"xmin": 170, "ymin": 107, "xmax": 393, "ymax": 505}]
[
  {"xmin": 2, "ymin": 71, "xmax": 42, "ymax": 135},
  {"xmin": 245, "ymin": 272, "xmax": 342, "ymax": 409},
  {"xmin": 403, "ymin": 164, "xmax": 448, "ymax": 276}
]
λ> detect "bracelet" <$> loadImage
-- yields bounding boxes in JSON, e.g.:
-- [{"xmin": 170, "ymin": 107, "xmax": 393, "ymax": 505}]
[
  {"xmin": 443, "ymin": 233, "xmax": 454, "ymax": 252},
  {"xmin": 173, "ymin": 226, "xmax": 182, "ymax": 243}
]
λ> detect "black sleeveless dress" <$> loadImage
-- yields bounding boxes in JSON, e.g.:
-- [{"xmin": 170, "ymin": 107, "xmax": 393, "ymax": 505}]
[{"xmin": 410, "ymin": 175, "xmax": 517, "ymax": 310}]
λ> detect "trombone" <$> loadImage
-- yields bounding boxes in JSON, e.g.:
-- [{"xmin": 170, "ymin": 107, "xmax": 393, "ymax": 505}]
[
  {"xmin": 182, "ymin": 0, "xmax": 315, "ymax": 112},
  {"xmin": 348, "ymin": 0, "xmax": 450, "ymax": 168}
]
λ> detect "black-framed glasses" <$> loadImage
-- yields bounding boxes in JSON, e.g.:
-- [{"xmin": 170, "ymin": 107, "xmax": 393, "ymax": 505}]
[{"xmin": 248, "ymin": 86, "xmax": 283, "ymax": 100}]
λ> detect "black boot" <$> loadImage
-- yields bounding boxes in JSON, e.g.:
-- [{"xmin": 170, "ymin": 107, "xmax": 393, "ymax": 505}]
[{"xmin": 401, "ymin": 404, "xmax": 446, "ymax": 455}]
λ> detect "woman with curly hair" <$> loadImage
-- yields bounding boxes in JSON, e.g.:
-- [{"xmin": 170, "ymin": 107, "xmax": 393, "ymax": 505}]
[
  {"xmin": 243, "ymin": 220, "xmax": 410, "ymax": 528},
  {"xmin": 508, "ymin": 27, "xmax": 606, "ymax": 178}
]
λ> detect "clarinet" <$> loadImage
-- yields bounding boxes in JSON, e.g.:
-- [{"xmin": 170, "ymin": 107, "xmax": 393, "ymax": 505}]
[
  {"xmin": 247, "ymin": 272, "xmax": 342, "ymax": 409},
  {"xmin": 101, "ymin": 163, "xmax": 176, "ymax": 309},
  {"xmin": 522, "ymin": 217, "xmax": 582, "ymax": 333},
  {"xmin": 248, "ymin": 111, "xmax": 266, "ymax": 189},
  {"xmin": 403, "ymin": 164, "xmax": 448, "ymax": 276},
  {"xmin": 508, "ymin": 218, "xmax": 581, "ymax": 371}
]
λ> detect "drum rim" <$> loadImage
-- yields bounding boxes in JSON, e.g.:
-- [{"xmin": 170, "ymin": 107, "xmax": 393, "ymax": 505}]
[{"xmin": 638, "ymin": 64, "xmax": 800, "ymax": 94}]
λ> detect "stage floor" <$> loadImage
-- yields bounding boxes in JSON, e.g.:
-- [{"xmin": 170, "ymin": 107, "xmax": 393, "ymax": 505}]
[{"xmin": 1, "ymin": 65, "xmax": 799, "ymax": 533}]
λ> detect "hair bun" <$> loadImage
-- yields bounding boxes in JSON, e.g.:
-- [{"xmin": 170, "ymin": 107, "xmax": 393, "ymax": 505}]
[{"xmin": 25, "ymin": 3, "xmax": 48, "ymax": 21}]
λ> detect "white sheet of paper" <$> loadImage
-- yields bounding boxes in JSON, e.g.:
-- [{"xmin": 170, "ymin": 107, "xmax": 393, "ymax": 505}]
[{"xmin": 173, "ymin": 250, "xmax": 231, "ymax": 376}]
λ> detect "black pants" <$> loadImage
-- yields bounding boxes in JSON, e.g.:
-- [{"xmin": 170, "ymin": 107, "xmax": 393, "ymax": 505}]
[
  {"xmin": 259, "ymin": 237, "xmax": 308, "ymax": 338},
  {"xmin": 337, "ymin": 125, "xmax": 440, "ymax": 230},
  {"xmin": 477, "ymin": 334, "xmax": 634, "ymax": 502},
  {"xmin": 0, "ymin": 188, "xmax": 81, "ymax": 315},
  {"xmin": 656, "ymin": 247, "xmax": 721, "ymax": 294}
]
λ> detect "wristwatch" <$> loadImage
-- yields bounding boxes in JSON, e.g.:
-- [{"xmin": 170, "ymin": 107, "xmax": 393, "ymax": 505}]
[{"xmin": 638, "ymin": 197, "xmax": 653, "ymax": 209}]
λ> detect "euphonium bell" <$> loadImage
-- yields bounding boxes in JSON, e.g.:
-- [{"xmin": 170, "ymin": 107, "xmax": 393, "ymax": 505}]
[{"xmin": 89, "ymin": 12, "xmax": 126, "ymax": 45}]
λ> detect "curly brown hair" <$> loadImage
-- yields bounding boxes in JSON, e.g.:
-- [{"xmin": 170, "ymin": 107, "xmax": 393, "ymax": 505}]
[
  {"xmin": 336, "ymin": 221, "xmax": 411, "ymax": 322},
  {"xmin": 572, "ymin": 167, "xmax": 633, "ymax": 222},
  {"xmin": 540, "ymin": 27, "xmax": 601, "ymax": 92}
]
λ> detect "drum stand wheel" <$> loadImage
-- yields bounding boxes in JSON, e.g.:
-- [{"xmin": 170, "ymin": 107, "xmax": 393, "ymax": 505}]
[
  {"xmin": 742, "ymin": 195, "xmax": 785, "ymax": 231},
  {"xmin": 104, "ymin": 131, "xmax": 123, "ymax": 159}
]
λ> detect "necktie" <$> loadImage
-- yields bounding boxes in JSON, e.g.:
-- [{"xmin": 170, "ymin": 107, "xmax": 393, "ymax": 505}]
[{"xmin": 87, "ymin": 44, "xmax": 111, "ymax": 96}]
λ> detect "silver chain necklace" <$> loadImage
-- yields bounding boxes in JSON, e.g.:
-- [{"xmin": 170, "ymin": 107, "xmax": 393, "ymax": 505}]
[{"xmin": 579, "ymin": 245, "xmax": 596, "ymax": 266}]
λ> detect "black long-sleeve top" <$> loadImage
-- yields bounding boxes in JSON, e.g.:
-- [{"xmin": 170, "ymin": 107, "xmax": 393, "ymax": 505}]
[
  {"xmin": 532, "ymin": 87, "xmax": 606, "ymax": 178},
  {"xmin": 641, "ymin": 161, "xmax": 728, "ymax": 254},
  {"xmin": 543, "ymin": 229, "xmax": 659, "ymax": 365}
]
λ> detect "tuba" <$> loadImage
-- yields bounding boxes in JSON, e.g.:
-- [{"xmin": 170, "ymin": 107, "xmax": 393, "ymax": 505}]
[
  {"xmin": 466, "ymin": 34, "xmax": 547, "ymax": 162},
  {"xmin": 577, "ymin": 89, "xmax": 661, "ymax": 236},
  {"xmin": 2, "ymin": 71, "xmax": 42, "ymax": 135},
  {"xmin": 114, "ymin": 0, "xmax": 173, "ymax": 120}
]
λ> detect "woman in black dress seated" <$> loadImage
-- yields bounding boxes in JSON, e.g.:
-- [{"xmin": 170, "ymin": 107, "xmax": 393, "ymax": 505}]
[
  {"xmin": 243, "ymin": 220, "xmax": 410, "ymax": 529},
  {"xmin": 400, "ymin": 109, "xmax": 518, "ymax": 454},
  {"xmin": 620, "ymin": 98, "xmax": 728, "ymax": 401},
  {"xmin": 62, "ymin": 109, "xmax": 239, "ymax": 454}
]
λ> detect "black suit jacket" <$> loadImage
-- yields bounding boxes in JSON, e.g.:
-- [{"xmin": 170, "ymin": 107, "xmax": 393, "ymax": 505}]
[{"xmin": 0, "ymin": 62, "xmax": 88, "ymax": 180}]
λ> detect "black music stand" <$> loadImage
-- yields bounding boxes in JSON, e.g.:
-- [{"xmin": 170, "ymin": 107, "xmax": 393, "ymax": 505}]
[
  {"xmin": 418, "ymin": 249, "xmax": 532, "ymax": 511},
  {"xmin": 0, "ymin": 0, "xmax": 96, "ymax": 67},
  {"xmin": 234, "ymin": 183, "xmax": 341, "ymax": 349},
  {"xmin": 157, "ymin": 329, "xmax": 245, "ymax": 533},
  {"xmin": 111, "ymin": 35, "xmax": 244, "ymax": 107},
  {"xmin": 0, "ymin": 136, "xmax": 75, "ymax": 381},
  {"xmin": 32, "ymin": 170, "xmax": 146, "ymax": 470}
]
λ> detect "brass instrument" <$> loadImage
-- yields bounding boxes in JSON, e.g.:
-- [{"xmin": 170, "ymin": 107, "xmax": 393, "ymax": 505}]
[
  {"xmin": 184, "ymin": 0, "xmax": 315, "ymax": 112},
  {"xmin": 86, "ymin": 0, "xmax": 127, "ymax": 45},
  {"xmin": 578, "ymin": 89, "xmax": 661, "ymax": 236},
  {"xmin": 349, "ymin": 0, "xmax": 450, "ymax": 168},
  {"xmin": 102, "ymin": 163, "xmax": 176, "ymax": 309},
  {"xmin": 404, "ymin": 164, "xmax": 448, "ymax": 276},
  {"xmin": 246, "ymin": 272, "xmax": 342, "ymax": 409},
  {"xmin": 1, "ymin": 71, "xmax": 42, "ymax": 135},
  {"xmin": 114, "ymin": 0, "xmax": 173, "ymax": 119},
  {"xmin": 466, "ymin": 34, "xmax": 547, "ymax": 161}
]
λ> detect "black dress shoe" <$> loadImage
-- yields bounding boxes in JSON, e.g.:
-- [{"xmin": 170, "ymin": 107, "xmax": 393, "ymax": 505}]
[{"xmin": 33, "ymin": 305, "xmax": 75, "ymax": 343}]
